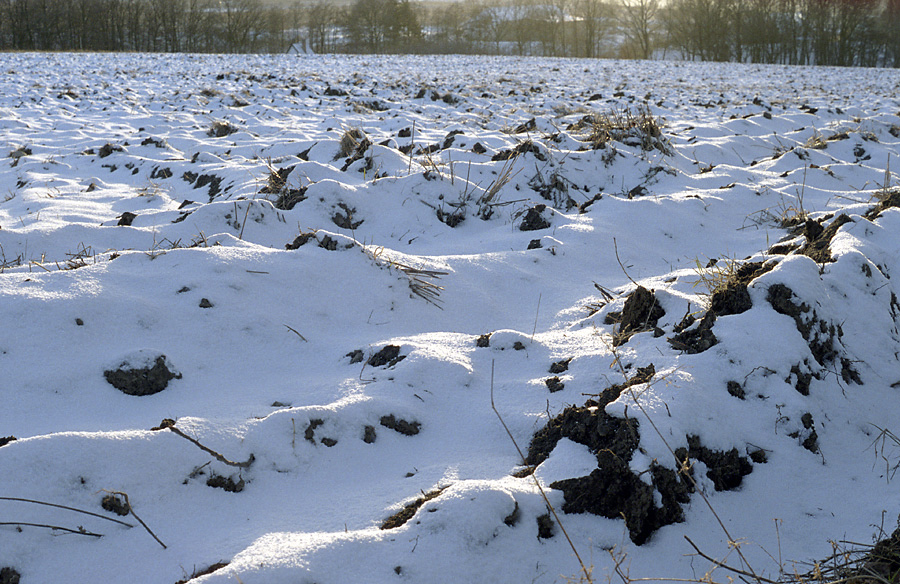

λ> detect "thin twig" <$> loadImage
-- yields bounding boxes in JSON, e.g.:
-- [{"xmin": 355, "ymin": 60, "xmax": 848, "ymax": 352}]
[
  {"xmin": 531, "ymin": 293, "xmax": 542, "ymax": 342},
  {"xmin": 0, "ymin": 522, "xmax": 103, "ymax": 537},
  {"xmin": 284, "ymin": 324, "xmax": 308, "ymax": 342},
  {"xmin": 684, "ymin": 536, "xmax": 780, "ymax": 584},
  {"xmin": 613, "ymin": 237, "xmax": 638, "ymax": 287},
  {"xmin": 103, "ymin": 491, "xmax": 167, "ymax": 549},
  {"xmin": 489, "ymin": 360, "xmax": 593, "ymax": 583},
  {"xmin": 0, "ymin": 496, "xmax": 133, "ymax": 528},
  {"xmin": 156, "ymin": 419, "xmax": 254, "ymax": 469}
]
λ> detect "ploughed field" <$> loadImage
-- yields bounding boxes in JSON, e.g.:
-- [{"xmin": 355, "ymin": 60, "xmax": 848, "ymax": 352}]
[{"xmin": 2, "ymin": 53, "xmax": 900, "ymax": 584}]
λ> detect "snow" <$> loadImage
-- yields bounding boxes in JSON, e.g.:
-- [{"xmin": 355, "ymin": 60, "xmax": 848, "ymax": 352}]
[{"xmin": 2, "ymin": 52, "xmax": 900, "ymax": 583}]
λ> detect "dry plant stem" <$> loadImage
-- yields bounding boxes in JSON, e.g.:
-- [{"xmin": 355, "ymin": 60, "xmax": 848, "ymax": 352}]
[
  {"xmin": 613, "ymin": 238, "xmax": 638, "ymax": 287},
  {"xmin": 104, "ymin": 491, "xmax": 167, "ymax": 549},
  {"xmin": 284, "ymin": 324, "xmax": 308, "ymax": 342},
  {"xmin": 0, "ymin": 496, "xmax": 134, "ymax": 528},
  {"xmin": 684, "ymin": 537, "xmax": 780, "ymax": 584},
  {"xmin": 0, "ymin": 522, "xmax": 103, "ymax": 537},
  {"xmin": 165, "ymin": 424, "xmax": 254, "ymax": 469},
  {"xmin": 489, "ymin": 360, "xmax": 593, "ymax": 584}
]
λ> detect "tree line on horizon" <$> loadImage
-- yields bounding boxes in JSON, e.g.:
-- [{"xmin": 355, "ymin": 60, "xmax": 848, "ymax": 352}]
[{"xmin": 0, "ymin": 0, "xmax": 897, "ymax": 67}]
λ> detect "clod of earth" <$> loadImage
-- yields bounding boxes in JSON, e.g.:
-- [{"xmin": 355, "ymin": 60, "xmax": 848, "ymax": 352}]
[
  {"xmin": 285, "ymin": 232, "xmax": 316, "ymax": 250},
  {"xmin": 476, "ymin": 333, "xmax": 492, "ymax": 347},
  {"xmin": 0, "ymin": 567, "xmax": 21, "ymax": 584},
  {"xmin": 305, "ymin": 419, "xmax": 324, "ymax": 443},
  {"xmin": 199, "ymin": 298, "xmax": 213, "ymax": 308},
  {"xmin": 864, "ymin": 189, "xmax": 900, "ymax": 221},
  {"xmin": 536, "ymin": 513, "xmax": 554, "ymax": 539},
  {"xmin": 519, "ymin": 204, "xmax": 551, "ymax": 231},
  {"xmin": 332, "ymin": 203, "xmax": 363, "ymax": 230},
  {"xmin": 367, "ymin": 345, "xmax": 405, "ymax": 367},
  {"xmin": 208, "ymin": 121, "xmax": 238, "ymax": 138},
  {"xmin": 708, "ymin": 261, "xmax": 774, "ymax": 316},
  {"xmin": 104, "ymin": 355, "xmax": 182, "ymax": 396},
  {"xmin": 101, "ymin": 494, "xmax": 130, "ymax": 516},
  {"xmin": 98, "ymin": 143, "xmax": 123, "ymax": 158},
  {"xmin": 380, "ymin": 415, "xmax": 421, "ymax": 436},
  {"xmin": 207, "ymin": 474, "xmax": 244, "ymax": 492},
  {"xmin": 346, "ymin": 349, "xmax": 364, "ymax": 364},
  {"xmin": 668, "ymin": 311, "xmax": 717, "ymax": 354},
  {"xmin": 174, "ymin": 562, "xmax": 229, "ymax": 584},
  {"xmin": 380, "ymin": 487, "xmax": 446, "ymax": 530},
  {"xmin": 798, "ymin": 214, "xmax": 853, "ymax": 263},
  {"xmin": 611, "ymin": 286, "xmax": 665, "ymax": 346},
  {"xmin": 549, "ymin": 358, "xmax": 572, "ymax": 374},
  {"xmin": 529, "ymin": 363, "xmax": 753, "ymax": 544},
  {"xmin": 363, "ymin": 425, "xmax": 377, "ymax": 443},
  {"xmin": 545, "ymin": 377, "xmax": 565, "ymax": 392},
  {"xmin": 0, "ymin": 436, "xmax": 16, "ymax": 448},
  {"xmin": 503, "ymin": 502, "xmax": 520, "ymax": 526},
  {"xmin": 117, "ymin": 211, "xmax": 137, "ymax": 226}
]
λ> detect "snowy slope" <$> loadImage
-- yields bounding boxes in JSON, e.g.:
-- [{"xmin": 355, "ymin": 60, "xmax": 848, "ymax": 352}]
[{"xmin": 2, "ymin": 53, "xmax": 900, "ymax": 584}]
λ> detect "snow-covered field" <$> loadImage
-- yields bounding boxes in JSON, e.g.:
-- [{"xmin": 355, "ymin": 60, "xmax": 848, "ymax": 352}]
[{"xmin": 2, "ymin": 52, "xmax": 900, "ymax": 584}]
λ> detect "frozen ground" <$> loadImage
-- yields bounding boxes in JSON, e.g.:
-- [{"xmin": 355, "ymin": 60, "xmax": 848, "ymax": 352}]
[{"xmin": 2, "ymin": 53, "xmax": 900, "ymax": 584}]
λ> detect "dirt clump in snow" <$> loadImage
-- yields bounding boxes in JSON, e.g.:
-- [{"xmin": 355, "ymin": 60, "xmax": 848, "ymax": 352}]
[
  {"xmin": 545, "ymin": 376, "xmax": 565, "ymax": 392},
  {"xmin": 380, "ymin": 487, "xmax": 446, "ymax": 530},
  {"xmin": 708, "ymin": 261, "xmax": 774, "ymax": 316},
  {"xmin": 101, "ymin": 493, "xmax": 130, "ymax": 516},
  {"xmin": 607, "ymin": 286, "xmax": 665, "ymax": 346},
  {"xmin": 668, "ymin": 311, "xmax": 717, "ymax": 354},
  {"xmin": 536, "ymin": 513, "xmax": 554, "ymax": 538},
  {"xmin": 380, "ymin": 414, "xmax": 421, "ymax": 436},
  {"xmin": 0, "ymin": 436, "xmax": 16, "ymax": 448},
  {"xmin": 104, "ymin": 355, "xmax": 182, "ymax": 396},
  {"xmin": 174, "ymin": 562, "xmax": 229, "ymax": 584},
  {"xmin": 0, "ymin": 567, "xmax": 20, "ymax": 584},
  {"xmin": 332, "ymin": 202, "xmax": 363, "ymax": 230},
  {"xmin": 678, "ymin": 435, "xmax": 753, "ymax": 491},
  {"xmin": 864, "ymin": 190, "xmax": 900, "ymax": 220},
  {"xmin": 798, "ymin": 214, "xmax": 853, "ymax": 263},
  {"xmin": 367, "ymin": 345, "xmax": 405, "ymax": 367},
  {"xmin": 549, "ymin": 357, "xmax": 572, "ymax": 374},
  {"xmin": 519, "ymin": 204, "xmax": 551, "ymax": 231},
  {"xmin": 476, "ymin": 333, "xmax": 492, "ymax": 347},
  {"xmin": 207, "ymin": 473, "xmax": 244, "ymax": 492}
]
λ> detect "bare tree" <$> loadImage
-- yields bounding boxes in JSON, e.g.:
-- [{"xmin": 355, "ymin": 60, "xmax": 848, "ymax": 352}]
[{"xmin": 618, "ymin": 0, "xmax": 659, "ymax": 59}]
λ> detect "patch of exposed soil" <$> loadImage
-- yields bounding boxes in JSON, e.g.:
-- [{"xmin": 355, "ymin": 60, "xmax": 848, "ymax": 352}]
[
  {"xmin": 0, "ymin": 567, "xmax": 20, "ymax": 584},
  {"xmin": 709, "ymin": 261, "xmax": 774, "ymax": 316},
  {"xmin": 668, "ymin": 311, "xmax": 717, "ymax": 354},
  {"xmin": 332, "ymin": 202, "xmax": 363, "ymax": 230},
  {"xmin": 549, "ymin": 358, "xmax": 572, "ymax": 374},
  {"xmin": 536, "ymin": 513, "xmax": 554, "ymax": 538},
  {"xmin": 610, "ymin": 286, "xmax": 665, "ymax": 346},
  {"xmin": 367, "ymin": 345, "xmax": 405, "ymax": 367},
  {"xmin": 101, "ymin": 494, "xmax": 130, "ymax": 516},
  {"xmin": 0, "ymin": 436, "xmax": 16, "ymax": 448},
  {"xmin": 678, "ymin": 435, "xmax": 753, "ymax": 491},
  {"xmin": 864, "ymin": 190, "xmax": 900, "ymax": 221},
  {"xmin": 380, "ymin": 415, "xmax": 421, "ymax": 436},
  {"xmin": 545, "ymin": 377, "xmax": 565, "ymax": 392},
  {"xmin": 798, "ymin": 214, "xmax": 853, "ymax": 263},
  {"xmin": 380, "ymin": 487, "xmax": 446, "ymax": 529},
  {"xmin": 174, "ymin": 562, "xmax": 229, "ymax": 584},
  {"xmin": 104, "ymin": 355, "xmax": 182, "ymax": 396},
  {"xmin": 519, "ymin": 204, "xmax": 551, "ymax": 231},
  {"xmin": 767, "ymin": 283, "xmax": 861, "ymax": 384},
  {"xmin": 207, "ymin": 474, "xmax": 244, "ymax": 492},
  {"xmin": 476, "ymin": 333, "xmax": 492, "ymax": 347}
]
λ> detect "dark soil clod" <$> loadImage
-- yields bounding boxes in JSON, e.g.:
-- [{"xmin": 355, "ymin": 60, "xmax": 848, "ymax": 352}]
[
  {"xmin": 549, "ymin": 358, "xmax": 573, "ymax": 374},
  {"xmin": 519, "ymin": 204, "xmax": 551, "ymax": 231},
  {"xmin": 545, "ymin": 376, "xmax": 565, "ymax": 393},
  {"xmin": 368, "ymin": 345, "xmax": 405, "ymax": 367},
  {"xmin": 117, "ymin": 211, "xmax": 137, "ymax": 226},
  {"xmin": 363, "ymin": 425, "xmax": 377, "ymax": 443},
  {"xmin": 104, "ymin": 355, "xmax": 182, "ymax": 396},
  {"xmin": 864, "ymin": 190, "xmax": 900, "ymax": 221},
  {"xmin": 380, "ymin": 487, "xmax": 446, "ymax": 530},
  {"xmin": 346, "ymin": 349, "xmax": 364, "ymax": 364},
  {"xmin": 206, "ymin": 474, "xmax": 244, "ymax": 492},
  {"xmin": 285, "ymin": 232, "xmax": 316, "ymax": 249},
  {"xmin": 380, "ymin": 415, "xmax": 421, "ymax": 436},
  {"xmin": 679, "ymin": 435, "xmax": 754, "ymax": 491},
  {"xmin": 0, "ymin": 567, "xmax": 21, "ymax": 584},
  {"xmin": 612, "ymin": 286, "xmax": 665, "ymax": 346},
  {"xmin": 536, "ymin": 513, "xmax": 555, "ymax": 538},
  {"xmin": 726, "ymin": 380, "xmax": 746, "ymax": 399},
  {"xmin": 174, "ymin": 562, "xmax": 229, "ymax": 584},
  {"xmin": 305, "ymin": 419, "xmax": 324, "ymax": 443},
  {"xmin": 709, "ymin": 261, "xmax": 774, "ymax": 316},
  {"xmin": 476, "ymin": 333, "xmax": 492, "ymax": 348},
  {"xmin": 668, "ymin": 311, "xmax": 717, "ymax": 354},
  {"xmin": 101, "ymin": 494, "xmax": 130, "ymax": 516},
  {"xmin": 798, "ymin": 214, "xmax": 853, "ymax": 263},
  {"xmin": 0, "ymin": 436, "xmax": 16, "ymax": 448},
  {"xmin": 503, "ymin": 502, "xmax": 520, "ymax": 526}
]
